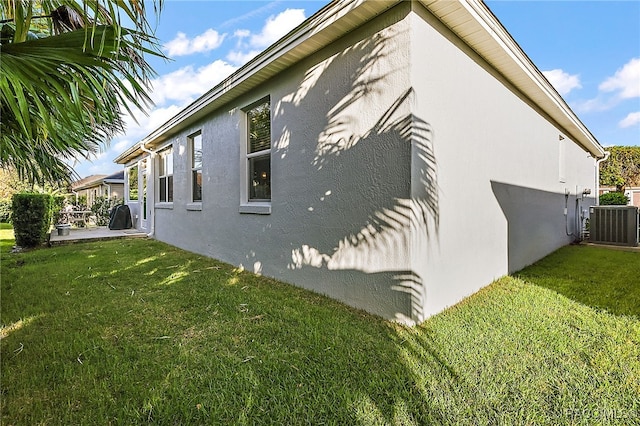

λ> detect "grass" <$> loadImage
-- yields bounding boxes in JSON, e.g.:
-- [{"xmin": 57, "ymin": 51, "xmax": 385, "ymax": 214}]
[
  {"xmin": 516, "ymin": 244, "xmax": 640, "ymax": 317},
  {"xmin": 1, "ymin": 224, "xmax": 639, "ymax": 425}
]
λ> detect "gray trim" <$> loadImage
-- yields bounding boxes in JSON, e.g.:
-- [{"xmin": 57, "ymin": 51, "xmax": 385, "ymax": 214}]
[{"xmin": 239, "ymin": 203, "xmax": 271, "ymax": 215}]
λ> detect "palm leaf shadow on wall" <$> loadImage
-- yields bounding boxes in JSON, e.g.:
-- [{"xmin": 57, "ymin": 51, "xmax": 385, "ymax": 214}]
[{"xmin": 266, "ymin": 23, "xmax": 439, "ymax": 322}]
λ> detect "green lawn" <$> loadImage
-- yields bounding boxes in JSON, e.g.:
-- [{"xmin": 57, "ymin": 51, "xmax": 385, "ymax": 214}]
[{"xmin": 1, "ymin": 225, "xmax": 639, "ymax": 425}]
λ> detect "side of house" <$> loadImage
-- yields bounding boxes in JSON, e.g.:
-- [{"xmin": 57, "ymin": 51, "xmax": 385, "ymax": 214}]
[
  {"xmin": 72, "ymin": 171, "xmax": 125, "ymax": 207},
  {"xmin": 408, "ymin": 3, "xmax": 597, "ymax": 317},
  {"xmin": 116, "ymin": 0, "xmax": 604, "ymax": 324}
]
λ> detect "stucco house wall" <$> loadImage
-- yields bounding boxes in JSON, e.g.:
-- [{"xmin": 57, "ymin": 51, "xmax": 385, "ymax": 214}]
[
  {"xmin": 408, "ymin": 4, "xmax": 596, "ymax": 317},
  {"xmin": 149, "ymin": 5, "xmax": 416, "ymax": 320},
  {"xmin": 80, "ymin": 182, "xmax": 124, "ymax": 204},
  {"xmin": 116, "ymin": 0, "xmax": 603, "ymax": 324},
  {"xmin": 107, "ymin": 183, "xmax": 125, "ymax": 200}
]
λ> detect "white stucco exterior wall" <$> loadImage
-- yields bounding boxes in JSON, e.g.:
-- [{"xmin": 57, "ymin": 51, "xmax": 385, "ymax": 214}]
[
  {"xmin": 151, "ymin": 5, "xmax": 418, "ymax": 321},
  {"xmin": 120, "ymin": 2, "xmax": 599, "ymax": 325},
  {"xmin": 409, "ymin": 4, "xmax": 596, "ymax": 318}
]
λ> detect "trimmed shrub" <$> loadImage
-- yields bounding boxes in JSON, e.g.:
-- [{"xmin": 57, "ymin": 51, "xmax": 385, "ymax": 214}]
[
  {"xmin": 599, "ymin": 192, "xmax": 629, "ymax": 206},
  {"xmin": 91, "ymin": 196, "xmax": 122, "ymax": 226},
  {"xmin": 12, "ymin": 193, "xmax": 53, "ymax": 248},
  {"xmin": 0, "ymin": 198, "xmax": 11, "ymax": 222}
]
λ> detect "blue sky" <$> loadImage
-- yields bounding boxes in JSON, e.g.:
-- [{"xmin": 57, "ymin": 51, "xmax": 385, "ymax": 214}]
[{"xmin": 75, "ymin": 0, "xmax": 640, "ymax": 178}]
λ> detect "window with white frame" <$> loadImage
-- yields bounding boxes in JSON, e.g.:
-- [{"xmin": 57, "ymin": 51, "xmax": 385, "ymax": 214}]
[
  {"xmin": 158, "ymin": 147, "xmax": 173, "ymax": 203},
  {"xmin": 246, "ymin": 99, "xmax": 271, "ymax": 201},
  {"xmin": 190, "ymin": 132, "xmax": 202, "ymax": 202}
]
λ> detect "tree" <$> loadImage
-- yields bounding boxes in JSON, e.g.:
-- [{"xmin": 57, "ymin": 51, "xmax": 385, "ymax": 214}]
[
  {"xmin": 0, "ymin": 167, "xmax": 31, "ymax": 198},
  {"xmin": 0, "ymin": 1, "xmax": 164, "ymax": 185},
  {"xmin": 599, "ymin": 146, "xmax": 640, "ymax": 192},
  {"xmin": 0, "ymin": 166, "xmax": 69, "ymax": 198}
]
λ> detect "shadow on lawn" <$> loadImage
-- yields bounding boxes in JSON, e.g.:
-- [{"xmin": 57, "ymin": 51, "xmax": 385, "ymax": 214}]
[
  {"xmin": 515, "ymin": 246, "xmax": 640, "ymax": 318},
  {"xmin": 3, "ymin": 238, "xmax": 639, "ymax": 424}
]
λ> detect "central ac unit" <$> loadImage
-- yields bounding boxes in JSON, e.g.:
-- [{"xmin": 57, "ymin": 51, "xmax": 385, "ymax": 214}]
[{"xmin": 589, "ymin": 206, "xmax": 639, "ymax": 247}]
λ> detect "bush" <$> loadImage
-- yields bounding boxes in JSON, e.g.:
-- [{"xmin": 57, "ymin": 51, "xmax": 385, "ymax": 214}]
[
  {"xmin": 0, "ymin": 198, "xmax": 11, "ymax": 222},
  {"xmin": 51, "ymin": 195, "xmax": 67, "ymax": 225},
  {"xmin": 91, "ymin": 196, "xmax": 122, "ymax": 226},
  {"xmin": 599, "ymin": 192, "xmax": 629, "ymax": 205},
  {"xmin": 74, "ymin": 195, "xmax": 88, "ymax": 211},
  {"xmin": 12, "ymin": 193, "xmax": 53, "ymax": 247}
]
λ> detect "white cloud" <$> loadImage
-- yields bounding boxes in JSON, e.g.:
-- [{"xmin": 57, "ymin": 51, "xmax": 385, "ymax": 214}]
[
  {"xmin": 112, "ymin": 59, "xmax": 238, "ymax": 157},
  {"xmin": 574, "ymin": 97, "xmax": 610, "ymax": 113},
  {"xmin": 163, "ymin": 29, "xmax": 226, "ymax": 57},
  {"xmin": 125, "ymin": 104, "xmax": 185, "ymax": 139},
  {"xmin": 542, "ymin": 69, "xmax": 581, "ymax": 96},
  {"xmin": 113, "ymin": 139, "xmax": 131, "ymax": 152},
  {"xmin": 619, "ymin": 111, "xmax": 640, "ymax": 128},
  {"xmin": 228, "ymin": 9, "xmax": 306, "ymax": 66},
  {"xmin": 574, "ymin": 58, "xmax": 640, "ymax": 113},
  {"xmin": 226, "ymin": 50, "xmax": 261, "ymax": 66},
  {"xmin": 149, "ymin": 60, "xmax": 238, "ymax": 106},
  {"xmin": 249, "ymin": 9, "xmax": 305, "ymax": 48},
  {"xmin": 599, "ymin": 57, "xmax": 640, "ymax": 99},
  {"xmin": 93, "ymin": 151, "xmax": 109, "ymax": 161},
  {"xmin": 218, "ymin": 1, "xmax": 281, "ymax": 29},
  {"xmin": 234, "ymin": 29, "xmax": 251, "ymax": 39}
]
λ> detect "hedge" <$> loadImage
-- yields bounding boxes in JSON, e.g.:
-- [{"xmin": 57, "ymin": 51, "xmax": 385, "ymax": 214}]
[
  {"xmin": 11, "ymin": 193, "xmax": 53, "ymax": 248},
  {"xmin": 599, "ymin": 192, "xmax": 629, "ymax": 206}
]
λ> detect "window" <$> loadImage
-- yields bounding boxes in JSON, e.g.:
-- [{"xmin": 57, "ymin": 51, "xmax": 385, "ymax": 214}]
[
  {"xmin": 246, "ymin": 99, "xmax": 271, "ymax": 201},
  {"xmin": 128, "ymin": 166, "xmax": 138, "ymax": 200},
  {"xmin": 158, "ymin": 147, "xmax": 173, "ymax": 202},
  {"xmin": 190, "ymin": 132, "xmax": 202, "ymax": 202}
]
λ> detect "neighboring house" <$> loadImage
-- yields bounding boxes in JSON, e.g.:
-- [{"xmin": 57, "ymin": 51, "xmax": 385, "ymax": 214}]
[
  {"xmin": 72, "ymin": 171, "xmax": 125, "ymax": 207},
  {"xmin": 115, "ymin": 0, "xmax": 605, "ymax": 324},
  {"xmin": 599, "ymin": 186, "xmax": 640, "ymax": 208}
]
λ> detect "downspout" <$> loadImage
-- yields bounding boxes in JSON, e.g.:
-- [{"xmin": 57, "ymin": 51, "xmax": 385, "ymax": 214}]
[
  {"xmin": 139, "ymin": 142, "xmax": 156, "ymax": 238},
  {"xmin": 595, "ymin": 151, "xmax": 610, "ymax": 206}
]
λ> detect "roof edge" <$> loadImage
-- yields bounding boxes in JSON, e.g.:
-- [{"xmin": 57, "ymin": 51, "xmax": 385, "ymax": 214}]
[
  {"xmin": 115, "ymin": 0, "xmax": 604, "ymax": 164},
  {"xmin": 115, "ymin": 0, "xmax": 396, "ymax": 164}
]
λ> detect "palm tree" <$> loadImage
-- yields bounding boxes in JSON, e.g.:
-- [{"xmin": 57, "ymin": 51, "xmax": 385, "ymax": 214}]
[{"xmin": 0, "ymin": 1, "xmax": 164, "ymax": 185}]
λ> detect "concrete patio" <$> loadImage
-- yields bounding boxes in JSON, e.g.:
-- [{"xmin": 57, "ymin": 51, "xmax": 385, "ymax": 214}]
[{"xmin": 49, "ymin": 226, "xmax": 147, "ymax": 245}]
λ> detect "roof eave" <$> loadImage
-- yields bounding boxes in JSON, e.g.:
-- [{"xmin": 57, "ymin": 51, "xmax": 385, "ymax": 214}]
[
  {"xmin": 115, "ymin": 0, "xmax": 604, "ymax": 164},
  {"xmin": 115, "ymin": 0, "xmax": 398, "ymax": 164}
]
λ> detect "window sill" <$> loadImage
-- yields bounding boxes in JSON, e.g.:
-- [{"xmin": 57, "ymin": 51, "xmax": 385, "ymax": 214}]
[
  {"xmin": 155, "ymin": 202, "xmax": 173, "ymax": 209},
  {"xmin": 239, "ymin": 203, "xmax": 271, "ymax": 215},
  {"xmin": 186, "ymin": 203, "xmax": 203, "ymax": 211}
]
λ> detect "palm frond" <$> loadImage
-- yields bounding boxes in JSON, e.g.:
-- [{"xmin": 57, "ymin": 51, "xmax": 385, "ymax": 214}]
[{"xmin": 0, "ymin": 1, "xmax": 164, "ymax": 185}]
